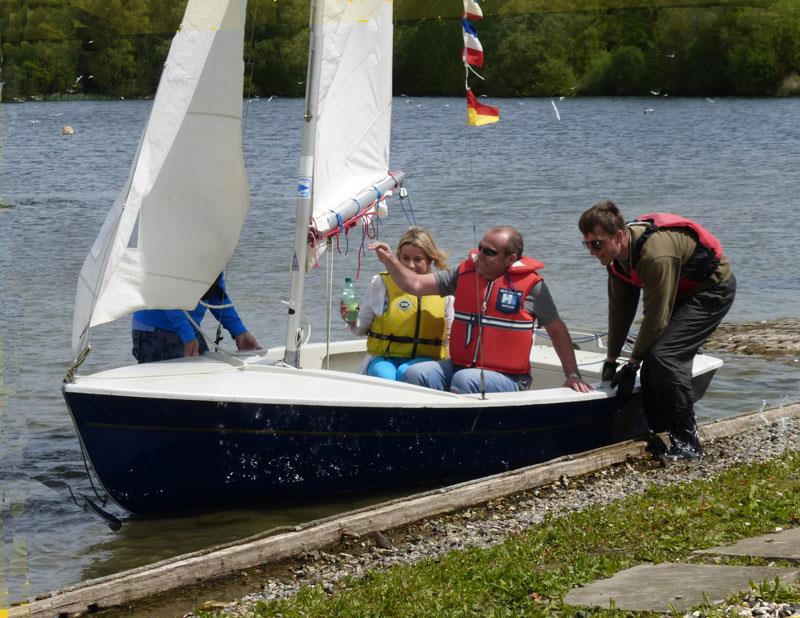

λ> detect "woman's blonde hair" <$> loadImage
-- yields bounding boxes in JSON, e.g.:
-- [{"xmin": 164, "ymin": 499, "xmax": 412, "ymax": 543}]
[{"xmin": 396, "ymin": 226, "xmax": 448, "ymax": 271}]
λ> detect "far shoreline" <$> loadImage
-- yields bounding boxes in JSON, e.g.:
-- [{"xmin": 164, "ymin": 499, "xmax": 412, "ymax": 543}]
[{"xmin": 4, "ymin": 93, "xmax": 800, "ymax": 105}]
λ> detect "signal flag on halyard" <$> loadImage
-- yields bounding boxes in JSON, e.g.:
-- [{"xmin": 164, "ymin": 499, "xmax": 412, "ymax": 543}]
[
  {"xmin": 463, "ymin": 0, "xmax": 483, "ymax": 20},
  {"xmin": 461, "ymin": 1, "xmax": 498, "ymax": 126},
  {"xmin": 461, "ymin": 18, "xmax": 484, "ymax": 68},
  {"xmin": 466, "ymin": 88, "xmax": 499, "ymax": 126}
]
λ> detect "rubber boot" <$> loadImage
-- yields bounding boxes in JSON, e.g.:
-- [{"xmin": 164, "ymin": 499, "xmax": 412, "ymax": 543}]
[{"xmin": 663, "ymin": 419, "xmax": 703, "ymax": 461}]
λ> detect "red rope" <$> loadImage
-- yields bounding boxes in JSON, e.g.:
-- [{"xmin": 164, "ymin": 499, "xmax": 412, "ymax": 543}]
[{"xmin": 307, "ymin": 197, "xmax": 390, "ymax": 278}]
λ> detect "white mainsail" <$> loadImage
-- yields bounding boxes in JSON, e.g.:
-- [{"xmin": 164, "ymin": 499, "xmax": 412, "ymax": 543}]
[
  {"xmin": 71, "ymin": 0, "xmax": 249, "ymax": 357},
  {"xmin": 308, "ymin": 0, "xmax": 396, "ymax": 244},
  {"xmin": 283, "ymin": 0, "xmax": 398, "ymax": 364}
]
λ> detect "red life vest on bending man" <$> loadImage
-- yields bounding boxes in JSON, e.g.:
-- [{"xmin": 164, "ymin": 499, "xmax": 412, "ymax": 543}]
[
  {"xmin": 450, "ymin": 252, "xmax": 544, "ymax": 375},
  {"xmin": 609, "ymin": 212, "xmax": 724, "ymax": 296}
]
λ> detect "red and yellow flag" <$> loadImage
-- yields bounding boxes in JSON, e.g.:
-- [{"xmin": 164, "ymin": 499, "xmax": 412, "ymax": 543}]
[{"xmin": 466, "ymin": 88, "xmax": 499, "ymax": 126}]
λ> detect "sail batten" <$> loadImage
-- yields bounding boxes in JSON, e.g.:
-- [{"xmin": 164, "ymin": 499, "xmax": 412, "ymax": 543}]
[{"xmin": 71, "ymin": 0, "xmax": 249, "ymax": 357}]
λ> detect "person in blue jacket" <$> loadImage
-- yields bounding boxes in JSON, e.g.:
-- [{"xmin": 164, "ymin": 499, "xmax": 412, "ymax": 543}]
[{"xmin": 131, "ymin": 272, "xmax": 261, "ymax": 363}]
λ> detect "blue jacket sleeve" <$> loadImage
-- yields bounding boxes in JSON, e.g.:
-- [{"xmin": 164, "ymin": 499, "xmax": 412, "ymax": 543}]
[
  {"xmin": 165, "ymin": 310, "xmax": 199, "ymax": 344},
  {"xmin": 208, "ymin": 273, "xmax": 248, "ymax": 338}
]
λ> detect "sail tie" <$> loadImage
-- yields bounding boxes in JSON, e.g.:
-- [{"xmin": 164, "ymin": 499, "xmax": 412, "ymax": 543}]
[{"xmin": 331, "ymin": 210, "xmax": 348, "ymax": 256}]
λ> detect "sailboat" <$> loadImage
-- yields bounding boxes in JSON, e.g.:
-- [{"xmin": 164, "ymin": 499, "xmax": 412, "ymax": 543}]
[{"xmin": 62, "ymin": 0, "xmax": 723, "ymax": 515}]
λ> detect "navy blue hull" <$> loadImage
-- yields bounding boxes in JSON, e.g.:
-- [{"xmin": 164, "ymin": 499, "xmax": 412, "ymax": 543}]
[{"xmin": 62, "ymin": 389, "xmax": 657, "ymax": 514}]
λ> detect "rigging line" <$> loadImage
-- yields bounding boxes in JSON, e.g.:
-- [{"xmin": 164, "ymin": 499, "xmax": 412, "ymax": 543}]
[
  {"xmin": 360, "ymin": 208, "xmax": 380, "ymax": 275},
  {"xmin": 356, "ymin": 218, "xmax": 368, "ymax": 280},
  {"xmin": 183, "ymin": 309, "xmax": 210, "ymax": 349},
  {"xmin": 78, "ymin": 439, "xmax": 110, "ymax": 507},
  {"xmin": 324, "ymin": 238, "xmax": 334, "ymax": 369},
  {"xmin": 465, "ymin": 62, "xmax": 486, "ymax": 399},
  {"xmin": 50, "ymin": 442, "xmax": 119, "ymax": 529},
  {"xmin": 398, "ymin": 187, "xmax": 416, "ymax": 226},
  {"xmin": 466, "ymin": 64, "xmax": 485, "ymax": 81},
  {"xmin": 64, "ymin": 345, "xmax": 91, "ymax": 384}
]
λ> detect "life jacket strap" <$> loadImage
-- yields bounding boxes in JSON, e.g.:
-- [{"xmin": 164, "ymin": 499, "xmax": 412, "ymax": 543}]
[{"xmin": 365, "ymin": 331, "xmax": 443, "ymax": 347}]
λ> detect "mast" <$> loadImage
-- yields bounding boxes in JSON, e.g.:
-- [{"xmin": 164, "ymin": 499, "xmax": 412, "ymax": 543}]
[{"xmin": 283, "ymin": 0, "xmax": 325, "ymax": 367}]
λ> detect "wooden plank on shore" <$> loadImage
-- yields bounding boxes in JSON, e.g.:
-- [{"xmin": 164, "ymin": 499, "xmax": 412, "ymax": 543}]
[
  {"xmin": 699, "ymin": 402, "xmax": 800, "ymax": 442},
  {"xmin": 11, "ymin": 402, "xmax": 799, "ymax": 618}
]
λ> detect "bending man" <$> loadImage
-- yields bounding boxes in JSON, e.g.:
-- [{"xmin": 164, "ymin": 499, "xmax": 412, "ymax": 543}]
[
  {"xmin": 132, "ymin": 272, "xmax": 261, "ymax": 363},
  {"xmin": 370, "ymin": 226, "xmax": 592, "ymax": 394},
  {"xmin": 579, "ymin": 200, "xmax": 735, "ymax": 460}
]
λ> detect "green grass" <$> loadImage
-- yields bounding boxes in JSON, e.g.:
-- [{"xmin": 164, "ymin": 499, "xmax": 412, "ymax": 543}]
[{"xmin": 199, "ymin": 452, "xmax": 800, "ymax": 617}]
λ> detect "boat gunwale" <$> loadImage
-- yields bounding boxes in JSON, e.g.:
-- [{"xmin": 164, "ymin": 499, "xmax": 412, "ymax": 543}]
[
  {"xmin": 62, "ymin": 367, "xmax": 614, "ymax": 408},
  {"xmin": 63, "ymin": 337, "xmax": 722, "ymax": 408}
]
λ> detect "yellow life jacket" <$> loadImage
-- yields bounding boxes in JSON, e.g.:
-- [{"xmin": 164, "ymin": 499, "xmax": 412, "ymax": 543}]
[{"xmin": 366, "ymin": 273, "xmax": 448, "ymax": 359}]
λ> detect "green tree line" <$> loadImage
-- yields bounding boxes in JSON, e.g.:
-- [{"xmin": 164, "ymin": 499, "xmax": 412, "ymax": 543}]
[{"xmin": 1, "ymin": 0, "xmax": 799, "ymax": 101}]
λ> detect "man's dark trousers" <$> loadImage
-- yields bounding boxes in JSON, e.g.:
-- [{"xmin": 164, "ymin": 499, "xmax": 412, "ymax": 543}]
[{"xmin": 640, "ymin": 274, "xmax": 736, "ymax": 443}]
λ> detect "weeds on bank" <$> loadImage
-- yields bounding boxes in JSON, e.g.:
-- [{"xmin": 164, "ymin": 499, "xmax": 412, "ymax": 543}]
[{"xmin": 198, "ymin": 451, "xmax": 800, "ymax": 617}]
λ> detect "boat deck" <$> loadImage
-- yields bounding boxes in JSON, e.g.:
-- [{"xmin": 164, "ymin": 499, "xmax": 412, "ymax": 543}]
[{"xmin": 66, "ymin": 336, "xmax": 722, "ymax": 408}]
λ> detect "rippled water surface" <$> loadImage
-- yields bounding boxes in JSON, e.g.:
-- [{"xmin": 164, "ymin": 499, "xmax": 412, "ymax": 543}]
[{"xmin": 1, "ymin": 97, "xmax": 799, "ymax": 600}]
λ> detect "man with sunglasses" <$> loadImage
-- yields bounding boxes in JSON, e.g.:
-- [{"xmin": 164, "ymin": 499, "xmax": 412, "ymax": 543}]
[
  {"xmin": 369, "ymin": 226, "xmax": 592, "ymax": 394},
  {"xmin": 579, "ymin": 200, "xmax": 736, "ymax": 461}
]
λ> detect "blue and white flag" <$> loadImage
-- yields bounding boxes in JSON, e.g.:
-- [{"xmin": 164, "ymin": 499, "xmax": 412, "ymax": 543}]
[{"xmin": 462, "ymin": 18, "xmax": 484, "ymax": 68}]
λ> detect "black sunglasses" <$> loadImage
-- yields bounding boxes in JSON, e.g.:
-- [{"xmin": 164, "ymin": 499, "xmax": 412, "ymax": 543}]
[
  {"xmin": 477, "ymin": 244, "xmax": 499, "ymax": 257},
  {"xmin": 582, "ymin": 238, "xmax": 606, "ymax": 251}
]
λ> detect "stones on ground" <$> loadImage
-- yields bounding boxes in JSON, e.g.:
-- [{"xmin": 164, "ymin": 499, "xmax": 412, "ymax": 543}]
[
  {"xmin": 721, "ymin": 595, "xmax": 800, "ymax": 618},
  {"xmin": 372, "ymin": 530, "xmax": 393, "ymax": 549}
]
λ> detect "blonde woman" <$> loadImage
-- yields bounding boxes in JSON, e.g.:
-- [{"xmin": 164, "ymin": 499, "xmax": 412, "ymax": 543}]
[{"xmin": 341, "ymin": 226, "xmax": 453, "ymax": 380}]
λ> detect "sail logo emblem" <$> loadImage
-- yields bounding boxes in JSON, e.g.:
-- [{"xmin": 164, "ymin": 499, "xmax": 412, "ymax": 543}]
[{"xmin": 297, "ymin": 177, "xmax": 311, "ymax": 198}]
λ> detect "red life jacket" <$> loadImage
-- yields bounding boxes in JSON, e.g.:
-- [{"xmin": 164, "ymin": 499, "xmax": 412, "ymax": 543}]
[
  {"xmin": 609, "ymin": 213, "xmax": 724, "ymax": 296},
  {"xmin": 451, "ymin": 252, "xmax": 543, "ymax": 375}
]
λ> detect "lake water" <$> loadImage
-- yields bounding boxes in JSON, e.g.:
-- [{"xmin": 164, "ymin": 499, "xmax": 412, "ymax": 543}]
[{"xmin": 1, "ymin": 97, "xmax": 799, "ymax": 602}]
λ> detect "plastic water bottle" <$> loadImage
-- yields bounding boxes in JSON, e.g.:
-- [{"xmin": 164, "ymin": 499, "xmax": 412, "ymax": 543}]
[{"xmin": 342, "ymin": 277, "xmax": 359, "ymax": 322}]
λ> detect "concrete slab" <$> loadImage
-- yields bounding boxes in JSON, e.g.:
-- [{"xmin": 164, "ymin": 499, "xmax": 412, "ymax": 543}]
[
  {"xmin": 695, "ymin": 527, "xmax": 800, "ymax": 561},
  {"xmin": 563, "ymin": 563, "xmax": 797, "ymax": 613}
]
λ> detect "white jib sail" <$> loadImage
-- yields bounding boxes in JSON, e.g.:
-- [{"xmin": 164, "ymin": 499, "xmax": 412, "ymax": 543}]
[
  {"xmin": 308, "ymin": 0, "xmax": 395, "ymax": 251},
  {"xmin": 71, "ymin": 0, "xmax": 249, "ymax": 357}
]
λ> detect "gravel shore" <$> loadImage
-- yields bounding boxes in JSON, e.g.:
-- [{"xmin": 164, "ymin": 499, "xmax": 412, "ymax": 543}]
[
  {"xmin": 184, "ymin": 320, "xmax": 800, "ymax": 617},
  {"xmin": 191, "ymin": 412, "xmax": 800, "ymax": 617}
]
